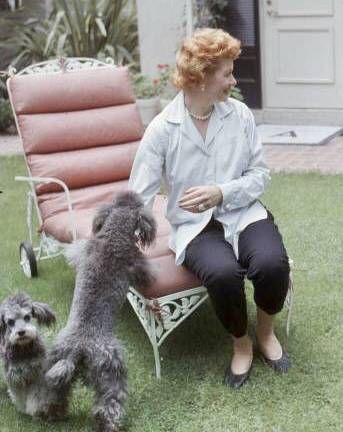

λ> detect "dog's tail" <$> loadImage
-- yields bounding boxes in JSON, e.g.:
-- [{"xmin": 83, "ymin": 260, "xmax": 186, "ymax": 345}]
[
  {"xmin": 64, "ymin": 239, "xmax": 88, "ymax": 270},
  {"xmin": 45, "ymin": 358, "xmax": 75, "ymax": 389}
]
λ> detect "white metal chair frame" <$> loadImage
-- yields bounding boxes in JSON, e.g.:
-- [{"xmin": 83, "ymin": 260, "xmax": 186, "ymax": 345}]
[
  {"xmin": 9, "ymin": 58, "xmax": 295, "ymax": 379},
  {"xmin": 9, "ymin": 58, "xmax": 115, "ymax": 273}
]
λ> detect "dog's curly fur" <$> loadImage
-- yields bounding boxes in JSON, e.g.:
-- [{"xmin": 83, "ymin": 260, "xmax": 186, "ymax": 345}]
[
  {"xmin": 0, "ymin": 292, "xmax": 60, "ymax": 418},
  {"xmin": 45, "ymin": 191, "xmax": 156, "ymax": 432}
]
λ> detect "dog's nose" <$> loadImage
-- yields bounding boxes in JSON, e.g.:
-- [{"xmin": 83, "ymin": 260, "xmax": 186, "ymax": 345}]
[{"xmin": 18, "ymin": 330, "xmax": 26, "ymax": 337}]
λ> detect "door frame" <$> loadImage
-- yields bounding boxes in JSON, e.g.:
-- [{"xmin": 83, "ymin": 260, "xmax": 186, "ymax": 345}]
[{"xmin": 231, "ymin": 0, "xmax": 263, "ymax": 108}]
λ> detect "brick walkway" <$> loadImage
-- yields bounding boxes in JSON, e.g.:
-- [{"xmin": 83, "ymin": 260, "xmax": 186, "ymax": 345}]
[
  {"xmin": 264, "ymin": 135, "xmax": 343, "ymax": 174},
  {"xmin": 1, "ymin": 133, "xmax": 343, "ymax": 174}
]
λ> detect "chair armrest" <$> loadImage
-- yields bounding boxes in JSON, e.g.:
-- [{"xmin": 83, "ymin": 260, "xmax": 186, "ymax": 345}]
[{"xmin": 15, "ymin": 175, "xmax": 77, "ymax": 241}]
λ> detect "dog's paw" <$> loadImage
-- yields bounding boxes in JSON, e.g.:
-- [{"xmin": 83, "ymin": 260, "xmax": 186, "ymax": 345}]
[
  {"xmin": 39, "ymin": 403, "xmax": 68, "ymax": 422},
  {"xmin": 94, "ymin": 407, "xmax": 122, "ymax": 432},
  {"xmin": 45, "ymin": 359, "xmax": 75, "ymax": 388}
]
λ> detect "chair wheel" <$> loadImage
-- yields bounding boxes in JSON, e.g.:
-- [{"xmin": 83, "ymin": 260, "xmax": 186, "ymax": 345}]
[{"xmin": 19, "ymin": 241, "xmax": 38, "ymax": 278}]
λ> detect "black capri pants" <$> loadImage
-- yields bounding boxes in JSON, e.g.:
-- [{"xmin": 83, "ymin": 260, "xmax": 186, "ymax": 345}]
[{"xmin": 183, "ymin": 212, "xmax": 290, "ymax": 338}]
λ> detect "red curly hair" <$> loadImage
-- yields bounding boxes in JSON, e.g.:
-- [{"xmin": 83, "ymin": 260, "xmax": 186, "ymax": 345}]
[{"xmin": 173, "ymin": 28, "xmax": 241, "ymax": 90}]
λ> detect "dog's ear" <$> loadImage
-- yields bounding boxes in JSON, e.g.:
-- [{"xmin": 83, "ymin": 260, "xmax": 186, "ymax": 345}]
[
  {"xmin": 32, "ymin": 302, "xmax": 56, "ymax": 327},
  {"xmin": 134, "ymin": 209, "xmax": 157, "ymax": 249},
  {"xmin": 92, "ymin": 203, "xmax": 113, "ymax": 234}
]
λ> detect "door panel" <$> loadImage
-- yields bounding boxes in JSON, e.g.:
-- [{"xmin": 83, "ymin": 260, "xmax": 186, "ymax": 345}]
[
  {"xmin": 276, "ymin": 28, "xmax": 334, "ymax": 83},
  {"xmin": 277, "ymin": 0, "xmax": 334, "ymax": 17},
  {"xmin": 261, "ymin": 0, "xmax": 343, "ymax": 108}
]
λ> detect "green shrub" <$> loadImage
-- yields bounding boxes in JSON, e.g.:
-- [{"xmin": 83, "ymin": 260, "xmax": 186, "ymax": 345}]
[
  {"xmin": 0, "ymin": 75, "xmax": 8, "ymax": 99},
  {"xmin": 230, "ymin": 86, "xmax": 244, "ymax": 102},
  {"xmin": 132, "ymin": 73, "xmax": 157, "ymax": 99},
  {"xmin": 0, "ymin": 98, "xmax": 14, "ymax": 131},
  {"xmin": 8, "ymin": 0, "xmax": 139, "ymax": 69}
]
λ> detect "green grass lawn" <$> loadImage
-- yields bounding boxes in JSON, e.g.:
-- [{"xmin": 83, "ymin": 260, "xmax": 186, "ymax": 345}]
[{"xmin": 0, "ymin": 155, "xmax": 342, "ymax": 432}]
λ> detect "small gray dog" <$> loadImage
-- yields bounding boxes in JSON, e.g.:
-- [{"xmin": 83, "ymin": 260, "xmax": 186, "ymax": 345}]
[
  {"xmin": 45, "ymin": 191, "xmax": 156, "ymax": 432},
  {"xmin": 0, "ymin": 292, "xmax": 59, "ymax": 417}
]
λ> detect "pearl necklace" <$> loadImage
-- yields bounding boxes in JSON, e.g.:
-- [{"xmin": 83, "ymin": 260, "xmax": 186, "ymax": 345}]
[{"xmin": 187, "ymin": 106, "xmax": 214, "ymax": 121}]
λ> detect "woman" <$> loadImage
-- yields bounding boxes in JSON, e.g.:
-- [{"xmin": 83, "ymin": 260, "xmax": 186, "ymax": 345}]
[{"xmin": 129, "ymin": 28, "xmax": 290, "ymax": 389}]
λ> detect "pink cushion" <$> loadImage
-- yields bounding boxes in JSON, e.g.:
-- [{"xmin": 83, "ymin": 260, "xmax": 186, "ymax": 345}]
[
  {"xmin": 38, "ymin": 180, "xmax": 129, "ymax": 221},
  {"xmin": 42, "ymin": 207, "xmax": 96, "ymax": 242},
  {"xmin": 39, "ymin": 189, "xmax": 169, "ymax": 243},
  {"xmin": 29, "ymin": 142, "xmax": 139, "ymax": 195},
  {"xmin": 8, "ymin": 66, "xmax": 135, "ymax": 114},
  {"xmin": 8, "ymin": 65, "xmax": 143, "ymax": 194},
  {"xmin": 19, "ymin": 104, "xmax": 143, "ymax": 155},
  {"xmin": 140, "ymin": 254, "xmax": 201, "ymax": 298},
  {"xmin": 144, "ymin": 234, "xmax": 171, "ymax": 259}
]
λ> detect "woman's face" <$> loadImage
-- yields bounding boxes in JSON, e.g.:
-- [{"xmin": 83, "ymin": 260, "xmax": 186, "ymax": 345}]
[{"xmin": 204, "ymin": 58, "xmax": 237, "ymax": 102}]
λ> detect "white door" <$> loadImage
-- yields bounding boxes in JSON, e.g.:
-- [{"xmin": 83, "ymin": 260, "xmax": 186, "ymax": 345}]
[{"xmin": 260, "ymin": 0, "xmax": 343, "ymax": 108}]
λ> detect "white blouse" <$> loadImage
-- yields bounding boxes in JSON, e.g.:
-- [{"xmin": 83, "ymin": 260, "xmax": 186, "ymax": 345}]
[{"xmin": 128, "ymin": 91, "xmax": 270, "ymax": 265}]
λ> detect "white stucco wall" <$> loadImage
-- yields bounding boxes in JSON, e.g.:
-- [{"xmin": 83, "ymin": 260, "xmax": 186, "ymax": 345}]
[
  {"xmin": 136, "ymin": 0, "xmax": 343, "ymax": 122},
  {"xmin": 136, "ymin": 0, "xmax": 186, "ymax": 77}
]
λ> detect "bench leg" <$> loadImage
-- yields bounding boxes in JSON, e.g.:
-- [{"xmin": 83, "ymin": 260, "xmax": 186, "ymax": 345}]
[
  {"xmin": 152, "ymin": 340, "xmax": 161, "ymax": 379},
  {"xmin": 127, "ymin": 286, "xmax": 208, "ymax": 378},
  {"xmin": 286, "ymin": 270, "xmax": 295, "ymax": 337},
  {"xmin": 127, "ymin": 288, "xmax": 163, "ymax": 377},
  {"xmin": 149, "ymin": 309, "xmax": 162, "ymax": 379}
]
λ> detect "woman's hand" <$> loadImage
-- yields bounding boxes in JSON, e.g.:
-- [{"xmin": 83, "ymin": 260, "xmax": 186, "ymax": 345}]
[{"xmin": 178, "ymin": 185, "xmax": 223, "ymax": 213}]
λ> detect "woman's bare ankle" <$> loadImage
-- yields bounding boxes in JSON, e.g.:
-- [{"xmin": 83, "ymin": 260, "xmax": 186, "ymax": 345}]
[
  {"xmin": 230, "ymin": 334, "xmax": 253, "ymax": 375},
  {"xmin": 256, "ymin": 331, "xmax": 282, "ymax": 360},
  {"xmin": 232, "ymin": 334, "xmax": 253, "ymax": 349},
  {"xmin": 256, "ymin": 307, "xmax": 282, "ymax": 360}
]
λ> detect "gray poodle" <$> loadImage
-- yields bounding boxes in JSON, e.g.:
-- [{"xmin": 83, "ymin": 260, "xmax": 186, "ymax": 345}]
[
  {"xmin": 0, "ymin": 292, "xmax": 60, "ymax": 418},
  {"xmin": 45, "ymin": 191, "xmax": 156, "ymax": 432}
]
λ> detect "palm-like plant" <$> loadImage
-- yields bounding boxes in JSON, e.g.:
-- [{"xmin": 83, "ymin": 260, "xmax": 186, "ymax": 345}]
[
  {"xmin": 9, "ymin": 18, "xmax": 60, "ymax": 68},
  {"xmin": 51, "ymin": 0, "xmax": 138, "ymax": 62},
  {"xmin": 8, "ymin": 0, "xmax": 138, "ymax": 69}
]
